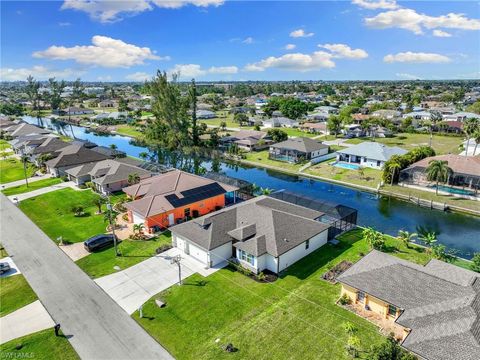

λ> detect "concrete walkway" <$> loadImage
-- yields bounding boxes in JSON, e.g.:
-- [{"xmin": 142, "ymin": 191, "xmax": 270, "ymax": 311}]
[
  {"xmin": 7, "ymin": 181, "xmax": 77, "ymax": 202},
  {"xmin": 96, "ymin": 248, "xmax": 225, "ymax": 314},
  {"xmin": 1, "ymin": 194, "xmax": 173, "ymax": 359},
  {"xmin": 322, "ymin": 138, "xmax": 353, "ymax": 147},
  {"xmin": 59, "ymin": 243, "xmax": 90, "ymax": 261},
  {"xmin": 0, "ymin": 173, "xmax": 52, "ymax": 189},
  {"xmin": 0, "ymin": 300, "xmax": 55, "ymax": 344},
  {"xmin": 0, "ymin": 256, "xmax": 21, "ymax": 278}
]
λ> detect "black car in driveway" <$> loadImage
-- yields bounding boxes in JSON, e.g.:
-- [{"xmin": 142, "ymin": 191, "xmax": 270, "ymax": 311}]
[{"xmin": 84, "ymin": 234, "xmax": 117, "ymax": 252}]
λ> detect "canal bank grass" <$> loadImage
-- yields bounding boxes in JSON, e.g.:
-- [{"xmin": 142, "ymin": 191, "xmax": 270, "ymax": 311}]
[
  {"xmin": 76, "ymin": 232, "xmax": 172, "ymax": 278},
  {"xmin": 18, "ymin": 188, "xmax": 125, "ymax": 244},
  {"xmin": 0, "ymin": 275, "xmax": 38, "ymax": 317},
  {"xmin": 0, "ymin": 159, "xmax": 36, "ymax": 184},
  {"xmin": 1, "ymin": 178, "xmax": 62, "ymax": 196},
  {"xmin": 244, "ymin": 150, "xmax": 305, "ymax": 172},
  {"xmin": 115, "ymin": 124, "xmax": 144, "ymax": 138},
  {"xmin": 344, "ymin": 133, "xmax": 462, "ymax": 155},
  {"xmin": 0, "ymin": 139, "xmax": 11, "ymax": 151},
  {"xmin": 0, "ymin": 329, "xmax": 79, "ymax": 360},
  {"xmin": 133, "ymin": 228, "xmax": 475, "ymax": 360},
  {"xmin": 305, "ymin": 160, "xmax": 383, "ymax": 189}
]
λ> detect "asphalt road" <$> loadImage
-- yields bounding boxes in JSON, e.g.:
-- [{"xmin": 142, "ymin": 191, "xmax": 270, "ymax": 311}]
[{"xmin": 0, "ymin": 194, "xmax": 174, "ymax": 360}]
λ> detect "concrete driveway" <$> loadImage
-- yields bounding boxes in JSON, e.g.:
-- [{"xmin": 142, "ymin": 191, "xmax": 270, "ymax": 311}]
[
  {"xmin": 0, "ymin": 256, "xmax": 21, "ymax": 278},
  {"xmin": 7, "ymin": 181, "xmax": 77, "ymax": 202},
  {"xmin": 95, "ymin": 248, "xmax": 225, "ymax": 314}
]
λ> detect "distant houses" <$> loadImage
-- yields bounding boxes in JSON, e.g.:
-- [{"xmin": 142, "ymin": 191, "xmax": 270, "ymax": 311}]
[
  {"xmin": 336, "ymin": 142, "xmax": 407, "ymax": 169},
  {"xmin": 219, "ymin": 130, "xmax": 273, "ymax": 152},
  {"xmin": 269, "ymin": 137, "xmax": 329, "ymax": 163}
]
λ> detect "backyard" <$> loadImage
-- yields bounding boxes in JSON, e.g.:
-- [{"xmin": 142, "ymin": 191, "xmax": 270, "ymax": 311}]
[
  {"xmin": 0, "ymin": 158, "xmax": 36, "ymax": 184},
  {"xmin": 18, "ymin": 188, "xmax": 125, "ymax": 244},
  {"xmin": 1, "ymin": 178, "xmax": 62, "ymax": 196},
  {"xmin": 344, "ymin": 133, "xmax": 463, "ymax": 155},
  {"xmin": 115, "ymin": 124, "xmax": 144, "ymax": 138},
  {"xmin": 0, "ymin": 329, "xmax": 79, "ymax": 360},
  {"xmin": 0, "ymin": 275, "xmax": 38, "ymax": 317},
  {"xmin": 132, "ymin": 229, "xmax": 464, "ymax": 360},
  {"xmin": 76, "ymin": 232, "xmax": 172, "ymax": 278},
  {"xmin": 243, "ymin": 150, "xmax": 305, "ymax": 172}
]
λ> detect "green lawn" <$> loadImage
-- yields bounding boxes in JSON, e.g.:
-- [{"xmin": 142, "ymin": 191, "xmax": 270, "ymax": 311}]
[
  {"xmin": 344, "ymin": 133, "xmax": 462, "ymax": 155},
  {"xmin": 0, "ymin": 159, "xmax": 36, "ymax": 184},
  {"xmin": 115, "ymin": 124, "xmax": 144, "ymax": 138},
  {"xmin": 200, "ymin": 112, "xmax": 254, "ymax": 130},
  {"xmin": 0, "ymin": 275, "xmax": 38, "ymax": 317},
  {"xmin": 0, "ymin": 139, "xmax": 11, "ymax": 151},
  {"xmin": 243, "ymin": 150, "xmax": 305, "ymax": 172},
  {"xmin": 2, "ymin": 178, "xmax": 62, "ymax": 196},
  {"xmin": 305, "ymin": 159, "xmax": 383, "ymax": 189},
  {"xmin": 0, "ymin": 329, "xmax": 79, "ymax": 360},
  {"xmin": 133, "ymin": 228, "xmax": 473, "ymax": 360},
  {"xmin": 76, "ymin": 232, "xmax": 172, "ymax": 278},
  {"xmin": 268, "ymin": 127, "xmax": 317, "ymax": 138},
  {"xmin": 19, "ymin": 188, "xmax": 125, "ymax": 244}
]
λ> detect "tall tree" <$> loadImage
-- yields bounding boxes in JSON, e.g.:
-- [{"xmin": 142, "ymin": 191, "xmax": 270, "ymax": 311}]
[
  {"xmin": 189, "ymin": 79, "xmax": 199, "ymax": 146},
  {"xmin": 327, "ymin": 115, "xmax": 342, "ymax": 138},
  {"xmin": 463, "ymin": 118, "xmax": 479, "ymax": 156},
  {"xmin": 426, "ymin": 160, "xmax": 452, "ymax": 195},
  {"xmin": 26, "ymin": 75, "xmax": 41, "ymax": 124},
  {"xmin": 48, "ymin": 77, "xmax": 66, "ymax": 110}
]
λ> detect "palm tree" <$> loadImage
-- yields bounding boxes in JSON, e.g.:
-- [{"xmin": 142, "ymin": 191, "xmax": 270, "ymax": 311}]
[
  {"xmin": 463, "ymin": 118, "xmax": 479, "ymax": 157},
  {"xmin": 92, "ymin": 197, "xmax": 105, "ymax": 214},
  {"xmin": 472, "ymin": 129, "xmax": 480, "ymax": 156},
  {"xmin": 139, "ymin": 152, "xmax": 148, "ymax": 161},
  {"xmin": 128, "ymin": 173, "xmax": 141, "ymax": 185},
  {"xmin": 37, "ymin": 153, "xmax": 53, "ymax": 172},
  {"xmin": 133, "ymin": 223, "xmax": 145, "ymax": 234},
  {"xmin": 109, "ymin": 144, "xmax": 118, "ymax": 150},
  {"xmin": 426, "ymin": 160, "xmax": 452, "ymax": 195},
  {"xmin": 20, "ymin": 154, "xmax": 30, "ymax": 188},
  {"xmin": 419, "ymin": 231, "xmax": 437, "ymax": 252},
  {"xmin": 389, "ymin": 160, "xmax": 402, "ymax": 186},
  {"xmin": 397, "ymin": 230, "xmax": 417, "ymax": 248}
]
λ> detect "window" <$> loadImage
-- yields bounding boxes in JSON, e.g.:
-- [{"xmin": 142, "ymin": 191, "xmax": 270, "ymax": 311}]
[
  {"xmin": 305, "ymin": 239, "xmax": 310, "ymax": 250},
  {"xmin": 238, "ymin": 249, "xmax": 255, "ymax": 266},
  {"xmin": 388, "ymin": 304, "xmax": 397, "ymax": 317},
  {"xmin": 376, "ymin": 160, "xmax": 381, "ymax": 167},
  {"xmin": 357, "ymin": 291, "xmax": 365, "ymax": 303},
  {"xmin": 184, "ymin": 208, "xmax": 190, "ymax": 217}
]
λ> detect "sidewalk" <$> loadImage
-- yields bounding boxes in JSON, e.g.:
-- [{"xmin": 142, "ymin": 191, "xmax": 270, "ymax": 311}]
[
  {"xmin": 1, "ymin": 173, "xmax": 52, "ymax": 189},
  {"xmin": 0, "ymin": 300, "xmax": 54, "ymax": 344},
  {"xmin": 7, "ymin": 181, "xmax": 77, "ymax": 202}
]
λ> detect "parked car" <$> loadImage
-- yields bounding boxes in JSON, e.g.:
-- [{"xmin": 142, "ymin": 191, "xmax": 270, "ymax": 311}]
[
  {"xmin": 0, "ymin": 262, "xmax": 11, "ymax": 274},
  {"xmin": 84, "ymin": 234, "xmax": 117, "ymax": 252}
]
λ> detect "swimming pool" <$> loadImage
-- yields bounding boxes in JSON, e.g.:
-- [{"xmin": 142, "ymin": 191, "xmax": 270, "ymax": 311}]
[
  {"xmin": 331, "ymin": 162, "xmax": 361, "ymax": 170},
  {"xmin": 428, "ymin": 185, "xmax": 475, "ymax": 196}
]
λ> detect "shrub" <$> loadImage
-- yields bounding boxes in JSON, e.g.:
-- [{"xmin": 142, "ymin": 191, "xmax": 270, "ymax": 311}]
[
  {"xmin": 71, "ymin": 206, "xmax": 85, "ymax": 217},
  {"xmin": 257, "ymin": 272, "xmax": 266, "ymax": 281},
  {"xmin": 339, "ymin": 293, "xmax": 352, "ymax": 305},
  {"xmin": 471, "ymin": 253, "xmax": 480, "ymax": 273},
  {"xmin": 343, "ymin": 321, "xmax": 358, "ymax": 334}
]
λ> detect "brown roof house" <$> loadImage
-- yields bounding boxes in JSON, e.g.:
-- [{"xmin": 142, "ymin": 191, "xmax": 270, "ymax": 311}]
[
  {"xmin": 122, "ymin": 170, "xmax": 238, "ymax": 233},
  {"xmin": 219, "ymin": 130, "xmax": 273, "ymax": 152}
]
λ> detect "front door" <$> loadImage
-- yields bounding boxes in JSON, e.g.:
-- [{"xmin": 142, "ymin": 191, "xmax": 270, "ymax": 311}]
[{"xmin": 168, "ymin": 213, "xmax": 174, "ymax": 226}]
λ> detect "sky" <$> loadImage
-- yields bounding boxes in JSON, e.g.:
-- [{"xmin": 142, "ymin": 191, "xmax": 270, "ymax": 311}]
[{"xmin": 1, "ymin": 0, "xmax": 479, "ymax": 82}]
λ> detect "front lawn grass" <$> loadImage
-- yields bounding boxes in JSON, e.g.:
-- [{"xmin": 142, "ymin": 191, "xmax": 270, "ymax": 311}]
[
  {"xmin": 243, "ymin": 150, "xmax": 304, "ymax": 172},
  {"xmin": 76, "ymin": 232, "xmax": 172, "ymax": 278},
  {"xmin": 115, "ymin": 124, "xmax": 144, "ymax": 138},
  {"xmin": 0, "ymin": 139, "xmax": 11, "ymax": 151},
  {"xmin": 269, "ymin": 127, "xmax": 317, "ymax": 138},
  {"xmin": 0, "ymin": 329, "xmax": 79, "ymax": 359},
  {"xmin": 19, "ymin": 188, "xmax": 125, "ymax": 244},
  {"xmin": 305, "ymin": 159, "xmax": 383, "ymax": 189},
  {"xmin": 200, "ymin": 112, "xmax": 254, "ymax": 130},
  {"xmin": 344, "ymin": 133, "xmax": 462, "ymax": 155},
  {"xmin": 2, "ymin": 178, "xmax": 62, "ymax": 196},
  {"xmin": 0, "ymin": 275, "xmax": 38, "ymax": 317},
  {"xmin": 133, "ymin": 228, "xmax": 473, "ymax": 360},
  {"xmin": 0, "ymin": 159, "xmax": 36, "ymax": 184}
]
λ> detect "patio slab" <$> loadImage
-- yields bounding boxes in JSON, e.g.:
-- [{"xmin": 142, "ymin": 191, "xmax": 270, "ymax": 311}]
[{"xmin": 59, "ymin": 242, "xmax": 90, "ymax": 261}]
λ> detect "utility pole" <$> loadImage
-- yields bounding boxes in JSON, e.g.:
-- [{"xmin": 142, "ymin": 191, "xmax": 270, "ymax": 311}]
[
  {"xmin": 171, "ymin": 255, "xmax": 182, "ymax": 285},
  {"xmin": 105, "ymin": 197, "xmax": 120, "ymax": 256}
]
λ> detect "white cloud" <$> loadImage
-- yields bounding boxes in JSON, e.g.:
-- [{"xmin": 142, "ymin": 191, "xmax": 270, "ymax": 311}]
[
  {"xmin": 244, "ymin": 52, "xmax": 335, "ymax": 72},
  {"xmin": 169, "ymin": 64, "xmax": 237, "ymax": 78},
  {"xmin": 242, "ymin": 37, "xmax": 254, "ymax": 44},
  {"xmin": 289, "ymin": 29, "xmax": 314, "ymax": 38},
  {"xmin": 365, "ymin": 8, "xmax": 480, "ymax": 35},
  {"xmin": 61, "ymin": 0, "xmax": 224, "ymax": 23},
  {"xmin": 97, "ymin": 75, "xmax": 112, "ymax": 81},
  {"xmin": 352, "ymin": 0, "xmax": 398, "ymax": 10},
  {"xmin": 318, "ymin": 44, "xmax": 368, "ymax": 59},
  {"xmin": 432, "ymin": 29, "xmax": 452, "ymax": 37},
  {"xmin": 125, "ymin": 72, "xmax": 150, "ymax": 82},
  {"xmin": 384, "ymin": 52, "xmax": 451, "ymax": 63},
  {"xmin": 396, "ymin": 73, "xmax": 422, "ymax": 80},
  {"xmin": 0, "ymin": 66, "xmax": 82, "ymax": 81},
  {"xmin": 285, "ymin": 44, "xmax": 296, "ymax": 50},
  {"xmin": 33, "ymin": 35, "xmax": 167, "ymax": 68}
]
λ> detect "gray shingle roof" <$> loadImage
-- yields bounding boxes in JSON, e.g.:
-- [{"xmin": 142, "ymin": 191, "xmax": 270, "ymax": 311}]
[
  {"xmin": 45, "ymin": 144, "xmax": 110, "ymax": 169},
  {"xmin": 337, "ymin": 250, "xmax": 480, "ymax": 360},
  {"xmin": 270, "ymin": 137, "xmax": 329, "ymax": 153},
  {"xmin": 336, "ymin": 141, "xmax": 407, "ymax": 161},
  {"xmin": 171, "ymin": 196, "xmax": 329, "ymax": 256}
]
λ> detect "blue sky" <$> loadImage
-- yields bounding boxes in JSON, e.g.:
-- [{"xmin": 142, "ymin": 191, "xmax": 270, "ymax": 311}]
[{"xmin": 1, "ymin": 0, "xmax": 479, "ymax": 82}]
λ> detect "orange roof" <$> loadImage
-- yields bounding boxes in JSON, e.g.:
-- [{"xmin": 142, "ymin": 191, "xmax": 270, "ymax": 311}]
[{"xmin": 408, "ymin": 154, "xmax": 480, "ymax": 176}]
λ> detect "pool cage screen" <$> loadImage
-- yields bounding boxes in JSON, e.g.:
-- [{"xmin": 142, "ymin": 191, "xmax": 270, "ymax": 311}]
[{"xmin": 269, "ymin": 190, "xmax": 358, "ymax": 240}]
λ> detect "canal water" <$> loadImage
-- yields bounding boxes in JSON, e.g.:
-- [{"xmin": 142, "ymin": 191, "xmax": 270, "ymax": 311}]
[{"xmin": 23, "ymin": 116, "xmax": 480, "ymax": 259}]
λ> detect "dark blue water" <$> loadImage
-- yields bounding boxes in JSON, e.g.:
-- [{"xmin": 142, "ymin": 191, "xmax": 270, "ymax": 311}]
[{"xmin": 23, "ymin": 116, "xmax": 480, "ymax": 258}]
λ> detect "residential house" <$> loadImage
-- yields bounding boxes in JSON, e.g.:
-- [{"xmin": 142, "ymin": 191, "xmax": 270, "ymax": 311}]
[
  {"xmin": 443, "ymin": 112, "xmax": 480, "ymax": 122},
  {"xmin": 269, "ymin": 137, "xmax": 329, "ymax": 163},
  {"xmin": 45, "ymin": 144, "xmax": 110, "ymax": 177},
  {"xmin": 196, "ymin": 110, "xmax": 216, "ymax": 119},
  {"xmin": 53, "ymin": 107, "xmax": 94, "ymax": 116},
  {"xmin": 400, "ymin": 154, "xmax": 480, "ymax": 192},
  {"xmin": 123, "ymin": 170, "xmax": 238, "ymax": 233},
  {"xmin": 336, "ymin": 142, "xmax": 407, "ymax": 169},
  {"xmin": 263, "ymin": 117, "xmax": 299, "ymax": 128},
  {"xmin": 9, "ymin": 134, "xmax": 54, "ymax": 155},
  {"xmin": 28, "ymin": 137, "xmax": 70, "ymax": 164},
  {"xmin": 338, "ymin": 250, "xmax": 480, "ymax": 360},
  {"xmin": 300, "ymin": 122, "xmax": 328, "ymax": 134},
  {"xmin": 171, "ymin": 196, "xmax": 330, "ymax": 272},
  {"xmin": 98, "ymin": 100, "xmax": 117, "ymax": 108},
  {"xmin": 220, "ymin": 130, "xmax": 273, "ymax": 152},
  {"xmin": 65, "ymin": 158, "xmax": 154, "ymax": 194},
  {"xmin": 371, "ymin": 110, "xmax": 401, "ymax": 121},
  {"xmin": 3, "ymin": 122, "xmax": 51, "ymax": 138}
]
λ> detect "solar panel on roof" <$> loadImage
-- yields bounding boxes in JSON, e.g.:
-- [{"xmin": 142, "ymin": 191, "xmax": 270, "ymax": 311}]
[{"xmin": 166, "ymin": 182, "xmax": 227, "ymax": 208}]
